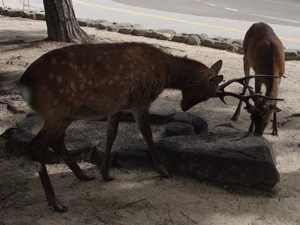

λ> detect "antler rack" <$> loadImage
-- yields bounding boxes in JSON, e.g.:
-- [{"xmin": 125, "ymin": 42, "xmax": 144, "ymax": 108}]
[{"xmin": 216, "ymin": 75, "xmax": 284, "ymax": 111}]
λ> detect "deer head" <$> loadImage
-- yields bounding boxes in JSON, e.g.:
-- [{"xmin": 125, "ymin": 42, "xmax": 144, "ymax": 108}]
[
  {"xmin": 180, "ymin": 60, "xmax": 224, "ymax": 111},
  {"xmin": 246, "ymin": 91, "xmax": 282, "ymax": 135}
]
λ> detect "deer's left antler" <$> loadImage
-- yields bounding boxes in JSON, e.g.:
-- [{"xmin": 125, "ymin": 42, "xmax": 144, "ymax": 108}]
[{"xmin": 216, "ymin": 75, "xmax": 284, "ymax": 111}]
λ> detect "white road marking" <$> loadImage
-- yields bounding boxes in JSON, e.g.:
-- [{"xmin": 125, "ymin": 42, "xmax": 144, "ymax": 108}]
[
  {"xmin": 224, "ymin": 7, "xmax": 239, "ymax": 12},
  {"xmin": 205, "ymin": 3, "xmax": 216, "ymax": 7}
]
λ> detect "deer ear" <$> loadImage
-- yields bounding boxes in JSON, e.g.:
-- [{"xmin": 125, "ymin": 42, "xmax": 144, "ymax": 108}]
[
  {"xmin": 269, "ymin": 105, "xmax": 282, "ymax": 113},
  {"xmin": 209, "ymin": 75, "xmax": 223, "ymax": 86},
  {"xmin": 210, "ymin": 60, "xmax": 222, "ymax": 74}
]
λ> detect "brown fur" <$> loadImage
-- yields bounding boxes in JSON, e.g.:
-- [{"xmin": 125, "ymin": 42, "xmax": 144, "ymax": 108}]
[
  {"xmin": 19, "ymin": 42, "xmax": 223, "ymax": 212},
  {"xmin": 231, "ymin": 22, "xmax": 285, "ymax": 135}
]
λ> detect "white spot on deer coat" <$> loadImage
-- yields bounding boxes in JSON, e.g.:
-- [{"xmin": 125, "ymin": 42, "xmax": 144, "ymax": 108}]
[
  {"xmin": 57, "ymin": 76, "xmax": 62, "ymax": 82},
  {"xmin": 100, "ymin": 79, "xmax": 108, "ymax": 84},
  {"xmin": 89, "ymin": 64, "xmax": 94, "ymax": 72},
  {"xmin": 80, "ymin": 84, "xmax": 85, "ymax": 90},
  {"xmin": 125, "ymin": 73, "xmax": 134, "ymax": 79},
  {"xmin": 109, "ymin": 80, "xmax": 114, "ymax": 85},
  {"xmin": 70, "ymin": 82, "xmax": 75, "ymax": 90},
  {"xmin": 49, "ymin": 73, "xmax": 54, "ymax": 79}
]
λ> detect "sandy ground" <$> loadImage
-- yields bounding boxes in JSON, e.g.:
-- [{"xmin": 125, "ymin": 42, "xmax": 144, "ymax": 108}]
[{"xmin": 0, "ymin": 16, "xmax": 300, "ymax": 225}]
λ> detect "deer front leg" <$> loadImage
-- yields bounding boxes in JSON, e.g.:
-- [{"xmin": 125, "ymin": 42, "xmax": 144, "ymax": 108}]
[
  {"xmin": 133, "ymin": 109, "xmax": 171, "ymax": 178},
  {"xmin": 30, "ymin": 128, "xmax": 68, "ymax": 213},
  {"xmin": 231, "ymin": 57, "xmax": 251, "ymax": 121},
  {"xmin": 100, "ymin": 111, "xmax": 122, "ymax": 181}
]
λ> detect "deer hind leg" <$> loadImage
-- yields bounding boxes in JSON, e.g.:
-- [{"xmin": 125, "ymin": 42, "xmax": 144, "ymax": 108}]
[
  {"xmin": 231, "ymin": 57, "xmax": 251, "ymax": 121},
  {"xmin": 100, "ymin": 111, "xmax": 122, "ymax": 181},
  {"xmin": 248, "ymin": 121, "xmax": 255, "ymax": 132},
  {"xmin": 272, "ymin": 112, "xmax": 278, "ymax": 135},
  {"xmin": 272, "ymin": 108, "xmax": 279, "ymax": 135},
  {"xmin": 51, "ymin": 132, "xmax": 95, "ymax": 181},
  {"xmin": 133, "ymin": 109, "xmax": 171, "ymax": 178},
  {"xmin": 30, "ymin": 126, "xmax": 68, "ymax": 213}
]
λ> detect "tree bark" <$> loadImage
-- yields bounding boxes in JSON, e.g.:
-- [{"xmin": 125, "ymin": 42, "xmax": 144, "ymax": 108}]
[{"xmin": 43, "ymin": 0, "xmax": 93, "ymax": 44}]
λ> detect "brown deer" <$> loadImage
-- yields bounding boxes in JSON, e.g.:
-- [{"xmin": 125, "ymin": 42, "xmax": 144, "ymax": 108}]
[
  {"xmin": 19, "ymin": 42, "xmax": 276, "ymax": 212},
  {"xmin": 231, "ymin": 22, "xmax": 285, "ymax": 135}
]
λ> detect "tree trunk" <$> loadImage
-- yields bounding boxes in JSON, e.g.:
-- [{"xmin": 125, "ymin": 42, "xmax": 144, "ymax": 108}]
[{"xmin": 43, "ymin": 0, "xmax": 93, "ymax": 44}]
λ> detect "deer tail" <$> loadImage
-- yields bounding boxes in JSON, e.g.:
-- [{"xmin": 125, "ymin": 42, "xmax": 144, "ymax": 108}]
[{"xmin": 18, "ymin": 80, "xmax": 32, "ymax": 106}]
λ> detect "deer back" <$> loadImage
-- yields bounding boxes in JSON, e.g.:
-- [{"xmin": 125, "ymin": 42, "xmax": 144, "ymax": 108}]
[
  {"xmin": 244, "ymin": 22, "xmax": 285, "ymax": 94},
  {"xmin": 19, "ymin": 43, "xmax": 171, "ymax": 121}
]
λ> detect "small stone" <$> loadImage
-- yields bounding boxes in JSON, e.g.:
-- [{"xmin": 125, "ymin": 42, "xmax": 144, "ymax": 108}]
[
  {"xmin": 166, "ymin": 122, "xmax": 194, "ymax": 136},
  {"xmin": 285, "ymin": 50, "xmax": 298, "ymax": 60},
  {"xmin": 186, "ymin": 35, "xmax": 201, "ymax": 45}
]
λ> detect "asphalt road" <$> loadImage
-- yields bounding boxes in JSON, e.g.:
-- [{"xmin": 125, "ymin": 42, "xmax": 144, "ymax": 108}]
[
  {"xmin": 112, "ymin": 0, "xmax": 300, "ymax": 27},
  {"xmin": 17, "ymin": 0, "xmax": 300, "ymax": 49}
]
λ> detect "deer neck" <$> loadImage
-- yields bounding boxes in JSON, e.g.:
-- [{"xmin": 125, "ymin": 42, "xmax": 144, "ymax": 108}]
[{"xmin": 164, "ymin": 55, "xmax": 210, "ymax": 90}]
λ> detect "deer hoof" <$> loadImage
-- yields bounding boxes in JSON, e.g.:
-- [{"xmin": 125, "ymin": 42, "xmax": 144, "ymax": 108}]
[
  {"xmin": 162, "ymin": 172, "xmax": 173, "ymax": 178},
  {"xmin": 80, "ymin": 174, "xmax": 96, "ymax": 181},
  {"xmin": 89, "ymin": 175, "xmax": 96, "ymax": 180},
  {"xmin": 101, "ymin": 173, "xmax": 114, "ymax": 182},
  {"xmin": 231, "ymin": 116, "xmax": 238, "ymax": 121},
  {"xmin": 56, "ymin": 205, "xmax": 68, "ymax": 213}
]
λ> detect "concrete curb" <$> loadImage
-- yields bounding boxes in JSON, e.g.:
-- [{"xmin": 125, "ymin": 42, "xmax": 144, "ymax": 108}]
[{"xmin": 1, "ymin": 6, "xmax": 299, "ymax": 61}]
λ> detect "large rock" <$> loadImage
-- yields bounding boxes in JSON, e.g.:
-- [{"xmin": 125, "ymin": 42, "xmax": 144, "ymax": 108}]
[
  {"xmin": 156, "ymin": 132, "xmax": 279, "ymax": 190},
  {"xmin": 112, "ymin": 132, "xmax": 279, "ymax": 190},
  {"xmin": 4, "ymin": 111, "xmax": 279, "ymax": 190}
]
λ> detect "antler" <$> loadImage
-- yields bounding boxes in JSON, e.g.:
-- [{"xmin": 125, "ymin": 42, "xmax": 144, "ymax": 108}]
[
  {"xmin": 216, "ymin": 92, "xmax": 283, "ymax": 111},
  {"xmin": 218, "ymin": 74, "xmax": 277, "ymax": 92},
  {"xmin": 216, "ymin": 75, "xmax": 284, "ymax": 111}
]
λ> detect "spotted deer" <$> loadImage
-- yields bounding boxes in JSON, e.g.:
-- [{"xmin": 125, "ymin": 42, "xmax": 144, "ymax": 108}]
[
  {"xmin": 19, "ymin": 42, "xmax": 277, "ymax": 212},
  {"xmin": 231, "ymin": 22, "xmax": 285, "ymax": 135}
]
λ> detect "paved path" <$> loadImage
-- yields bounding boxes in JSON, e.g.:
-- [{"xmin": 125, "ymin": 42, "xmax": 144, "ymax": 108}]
[{"xmin": 3, "ymin": 0, "xmax": 300, "ymax": 49}]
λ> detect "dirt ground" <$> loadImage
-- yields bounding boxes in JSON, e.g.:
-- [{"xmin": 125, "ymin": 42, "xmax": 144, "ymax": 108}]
[{"xmin": 1, "ymin": 16, "xmax": 300, "ymax": 225}]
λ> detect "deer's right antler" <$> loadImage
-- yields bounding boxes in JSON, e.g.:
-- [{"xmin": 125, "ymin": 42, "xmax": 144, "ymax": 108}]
[
  {"xmin": 216, "ymin": 91, "xmax": 283, "ymax": 111},
  {"xmin": 216, "ymin": 75, "xmax": 284, "ymax": 111},
  {"xmin": 218, "ymin": 74, "xmax": 277, "ymax": 92}
]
